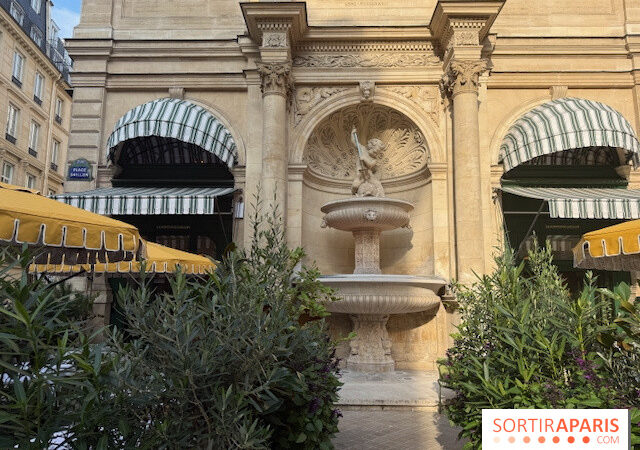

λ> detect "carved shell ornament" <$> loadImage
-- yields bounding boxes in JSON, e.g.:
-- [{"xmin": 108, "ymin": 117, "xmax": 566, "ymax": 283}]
[{"xmin": 304, "ymin": 103, "xmax": 429, "ymax": 180}]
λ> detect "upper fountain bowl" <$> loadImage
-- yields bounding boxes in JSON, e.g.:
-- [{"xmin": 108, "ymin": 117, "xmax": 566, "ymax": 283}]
[{"xmin": 321, "ymin": 197, "xmax": 414, "ymax": 232}]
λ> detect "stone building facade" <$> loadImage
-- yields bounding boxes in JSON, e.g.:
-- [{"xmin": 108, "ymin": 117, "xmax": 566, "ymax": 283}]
[
  {"xmin": 63, "ymin": 0, "xmax": 640, "ymax": 369},
  {"xmin": 0, "ymin": 1, "xmax": 72, "ymax": 195}
]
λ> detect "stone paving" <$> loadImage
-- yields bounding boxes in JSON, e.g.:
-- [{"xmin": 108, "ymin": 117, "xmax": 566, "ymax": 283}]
[
  {"xmin": 332, "ymin": 370, "xmax": 465, "ymax": 449},
  {"xmin": 337, "ymin": 369, "xmax": 450, "ymax": 408},
  {"xmin": 333, "ymin": 410, "xmax": 465, "ymax": 449}
]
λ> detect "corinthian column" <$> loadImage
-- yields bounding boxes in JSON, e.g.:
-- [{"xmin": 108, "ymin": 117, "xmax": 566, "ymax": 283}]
[
  {"xmin": 257, "ymin": 61, "xmax": 292, "ymax": 217},
  {"xmin": 445, "ymin": 59, "xmax": 488, "ymax": 282}
]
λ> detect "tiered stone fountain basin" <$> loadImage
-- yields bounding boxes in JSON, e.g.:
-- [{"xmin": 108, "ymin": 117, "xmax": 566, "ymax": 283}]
[{"xmin": 319, "ymin": 197, "xmax": 446, "ymax": 372}]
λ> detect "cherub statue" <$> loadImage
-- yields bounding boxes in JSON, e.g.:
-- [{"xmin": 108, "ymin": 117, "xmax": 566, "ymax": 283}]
[{"xmin": 351, "ymin": 126, "xmax": 386, "ymax": 197}]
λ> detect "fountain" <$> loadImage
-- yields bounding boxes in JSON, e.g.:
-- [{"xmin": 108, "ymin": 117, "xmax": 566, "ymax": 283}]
[{"xmin": 319, "ymin": 127, "xmax": 446, "ymax": 372}]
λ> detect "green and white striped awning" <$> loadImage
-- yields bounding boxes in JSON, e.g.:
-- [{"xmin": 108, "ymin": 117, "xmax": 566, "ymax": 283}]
[
  {"xmin": 107, "ymin": 98, "xmax": 237, "ymax": 169},
  {"xmin": 499, "ymin": 98, "xmax": 640, "ymax": 172},
  {"xmin": 501, "ymin": 186, "xmax": 640, "ymax": 219},
  {"xmin": 56, "ymin": 187, "xmax": 234, "ymax": 215}
]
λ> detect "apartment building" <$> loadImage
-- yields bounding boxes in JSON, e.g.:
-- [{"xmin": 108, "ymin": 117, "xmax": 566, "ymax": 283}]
[{"xmin": 0, "ymin": 0, "xmax": 71, "ymax": 195}]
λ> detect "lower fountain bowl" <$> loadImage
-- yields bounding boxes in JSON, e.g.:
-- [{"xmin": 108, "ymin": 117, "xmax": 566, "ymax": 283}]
[{"xmin": 318, "ymin": 274, "xmax": 446, "ymax": 315}]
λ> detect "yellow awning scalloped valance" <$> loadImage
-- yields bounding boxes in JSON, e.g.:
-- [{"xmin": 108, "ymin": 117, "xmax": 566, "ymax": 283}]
[
  {"xmin": 573, "ymin": 219, "xmax": 640, "ymax": 271},
  {"xmin": 31, "ymin": 242, "xmax": 217, "ymax": 275},
  {"xmin": 0, "ymin": 183, "xmax": 143, "ymax": 264}
]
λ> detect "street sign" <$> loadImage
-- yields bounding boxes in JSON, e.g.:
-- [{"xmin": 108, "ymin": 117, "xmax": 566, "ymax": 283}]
[{"xmin": 67, "ymin": 159, "xmax": 92, "ymax": 181}]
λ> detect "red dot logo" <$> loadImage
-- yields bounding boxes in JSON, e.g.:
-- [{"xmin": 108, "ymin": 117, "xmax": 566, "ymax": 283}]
[
  {"xmin": 583, "ymin": 436, "xmax": 590, "ymax": 444},
  {"xmin": 524, "ymin": 436, "xmax": 531, "ymax": 444},
  {"xmin": 553, "ymin": 436, "xmax": 560, "ymax": 444},
  {"xmin": 568, "ymin": 436, "xmax": 575, "ymax": 443},
  {"xmin": 538, "ymin": 436, "xmax": 546, "ymax": 444}
]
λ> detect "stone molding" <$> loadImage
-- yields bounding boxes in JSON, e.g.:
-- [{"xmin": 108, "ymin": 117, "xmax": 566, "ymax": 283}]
[
  {"xmin": 292, "ymin": 53, "xmax": 440, "ymax": 68},
  {"xmin": 294, "ymin": 40, "xmax": 434, "ymax": 53},
  {"xmin": 442, "ymin": 59, "xmax": 488, "ymax": 97},
  {"xmin": 257, "ymin": 61, "xmax": 293, "ymax": 97}
]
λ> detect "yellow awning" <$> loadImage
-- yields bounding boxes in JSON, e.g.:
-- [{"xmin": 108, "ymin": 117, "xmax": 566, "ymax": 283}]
[
  {"xmin": 0, "ymin": 183, "xmax": 143, "ymax": 264},
  {"xmin": 31, "ymin": 241, "xmax": 217, "ymax": 275},
  {"xmin": 573, "ymin": 220, "xmax": 640, "ymax": 271}
]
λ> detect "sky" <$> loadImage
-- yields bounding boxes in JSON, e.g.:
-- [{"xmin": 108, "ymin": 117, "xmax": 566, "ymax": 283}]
[{"xmin": 51, "ymin": 0, "xmax": 82, "ymax": 39}]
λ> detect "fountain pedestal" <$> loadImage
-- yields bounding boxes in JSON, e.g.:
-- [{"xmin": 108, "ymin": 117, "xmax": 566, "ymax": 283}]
[
  {"xmin": 348, "ymin": 314, "xmax": 393, "ymax": 372},
  {"xmin": 320, "ymin": 198, "xmax": 446, "ymax": 372}
]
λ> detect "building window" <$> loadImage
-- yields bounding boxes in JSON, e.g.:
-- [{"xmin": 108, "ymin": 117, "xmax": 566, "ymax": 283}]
[
  {"xmin": 9, "ymin": 2, "xmax": 24, "ymax": 26},
  {"xmin": 6, "ymin": 104, "xmax": 20, "ymax": 143},
  {"xmin": 54, "ymin": 98, "xmax": 63, "ymax": 124},
  {"xmin": 51, "ymin": 139, "xmax": 60, "ymax": 170},
  {"xmin": 30, "ymin": 0, "xmax": 41, "ymax": 14},
  {"xmin": 30, "ymin": 27, "xmax": 43, "ymax": 47},
  {"xmin": 29, "ymin": 121, "xmax": 40, "ymax": 156},
  {"xmin": 12, "ymin": 52, "xmax": 25, "ymax": 87},
  {"xmin": 2, "ymin": 163, "xmax": 14, "ymax": 184},
  {"xmin": 33, "ymin": 72, "xmax": 44, "ymax": 104},
  {"xmin": 26, "ymin": 173, "xmax": 36, "ymax": 190},
  {"xmin": 48, "ymin": 189, "xmax": 55, "ymax": 197}
]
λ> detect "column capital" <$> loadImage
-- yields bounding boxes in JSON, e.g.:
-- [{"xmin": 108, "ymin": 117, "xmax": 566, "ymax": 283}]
[
  {"xmin": 257, "ymin": 61, "xmax": 293, "ymax": 98},
  {"xmin": 442, "ymin": 59, "xmax": 488, "ymax": 97}
]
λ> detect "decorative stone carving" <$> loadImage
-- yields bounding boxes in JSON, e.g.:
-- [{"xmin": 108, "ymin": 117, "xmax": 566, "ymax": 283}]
[
  {"xmin": 292, "ymin": 53, "xmax": 439, "ymax": 68},
  {"xmin": 257, "ymin": 61, "xmax": 292, "ymax": 97},
  {"xmin": 452, "ymin": 29, "xmax": 479, "ymax": 47},
  {"xmin": 364, "ymin": 209, "xmax": 378, "ymax": 221},
  {"xmin": 262, "ymin": 31, "xmax": 287, "ymax": 48},
  {"xmin": 350, "ymin": 127, "xmax": 385, "ymax": 197},
  {"xmin": 293, "ymin": 87, "xmax": 349, "ymax": 126},
  {"xmin": 348, "ymin": 314, "xmax": 394, "ymax": 372},
  {"xmin": 359, "ymin": 81, "xmax": 375, "ymax": 102},
  {"xmin": 382, "ymin": 85, "xmax": 440, "ymax": 123},
  {"xmin": 550, "ymin": 85, "xmax": 568, "ymax": 100},
  {"xmin": 168, "ymin": 87, "xmax": 185, "ymax": 99},
  {"xmin": 304, "ymin": 103, "xmax": 429, "ymax": 180},
  {"xmin": 442, "ymin": 59, "xmax": 488, "ymax": 96}
]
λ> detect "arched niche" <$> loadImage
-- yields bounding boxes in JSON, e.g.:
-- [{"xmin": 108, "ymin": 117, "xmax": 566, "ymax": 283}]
[
  {"xmin": 299, "ymin": 102, "xmax": 436, "ymax": 278},
  {"xmin": 290, "ymin": 87, "xmax": 445, "ymax": 165}
]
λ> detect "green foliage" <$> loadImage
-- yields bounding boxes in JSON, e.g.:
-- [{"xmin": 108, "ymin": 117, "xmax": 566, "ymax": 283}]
[
  {"xmin": 102, "ymin": 202, "xmax": 341, "ymax": 449},
  {"xmin": 0, "ymin": 247, "xmax": 118, "ymax": 449},
  {"xmin": 0, "ymin": 201, "xmax": 341, "ymax": 449},
  {"xmin": 439, "ymin": 243, "xmax": 640, "ymax": 449}
]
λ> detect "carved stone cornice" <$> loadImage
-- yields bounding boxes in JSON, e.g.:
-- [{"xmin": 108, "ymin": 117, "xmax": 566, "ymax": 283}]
[
  {"xmin": 257, "ymin": 61, "xmax": 293, "ymax": 97},
  {"xmin": 294, "ymin": 40, "xmax": 434, "ymax": 53},
  {"xmin": 429, "ymin": 0, "xmax": 505, "ymax": 62},
  {"xmin": 292, "ymin": 53, "xmax": 440, "ymax": 68},
  {"xmin": 442, "ymin": 59, "xmax": 488, "ymax": 97},
  {"xmin": 241, "ymin": 2, "xmax": 308, "ymax": 47}
]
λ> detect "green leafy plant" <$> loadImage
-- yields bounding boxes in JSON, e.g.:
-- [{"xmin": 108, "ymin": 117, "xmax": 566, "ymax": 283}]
[
  {"xmin": 0, "ymin": 198, "xmax": 342, "ymax": 449},
  {"xmin": 102, "ymin": 200, "xmax": 342, "ymax": 449},
  {"xmin": 0, "ymin": 248, "xmax": 118, "ymax": 449},
  {"xmin": 439, "ymin": 243, "xmax": 640, "ymax": 449}
]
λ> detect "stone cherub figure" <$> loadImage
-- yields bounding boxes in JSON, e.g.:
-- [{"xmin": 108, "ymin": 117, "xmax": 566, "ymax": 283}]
[{"xmin": 351, "ymin": 126, "xmax": 386, "ymax": 197}]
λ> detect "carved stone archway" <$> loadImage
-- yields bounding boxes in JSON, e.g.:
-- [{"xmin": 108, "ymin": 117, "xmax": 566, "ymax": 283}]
[
  {"xmin": 290, "ymin": 87, "xmax": 445, "ymax": 166},
  {"xmin": 303, "ymin": 103, "xmax": 430, "ymax": 183}
]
